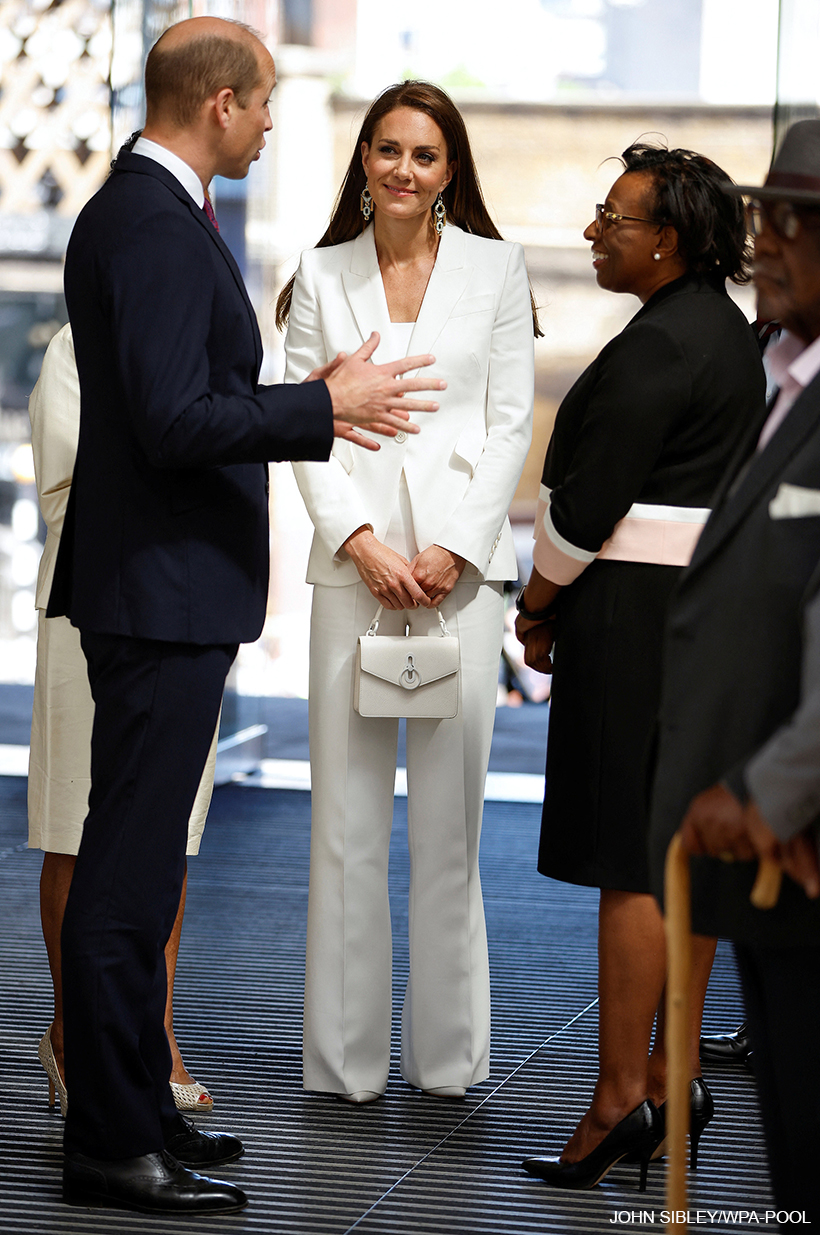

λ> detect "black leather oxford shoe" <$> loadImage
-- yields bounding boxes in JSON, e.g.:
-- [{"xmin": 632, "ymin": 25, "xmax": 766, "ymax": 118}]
[
  {"xmin": 699, "ymin": 1021, "xmax": 752, "ymax": 1062},
  {"xmin": 63, "ymin": 1150, "xmax": 248, "ymax": 1214},
  {"xmin": 164, "ymin": 1115, "xmax": 244, "ymax": 1166}
]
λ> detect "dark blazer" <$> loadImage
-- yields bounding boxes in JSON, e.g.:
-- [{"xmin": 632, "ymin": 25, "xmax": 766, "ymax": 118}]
[
  {"xmin": 649, "ymin": 369, "xmax": 820, "ymax": 947},
  {"xmin": 544, "ymin": 274, "xmax": 766, "ymax": 549},
  {"xmin": 49, "ymin": 152, "xmax": 333, "ymax": 645}
]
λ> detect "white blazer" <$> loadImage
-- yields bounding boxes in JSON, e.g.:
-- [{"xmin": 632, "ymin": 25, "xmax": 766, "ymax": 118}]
[{"xmin": 287, "ymin": 224, "xmax": 535, "ymax": 585}]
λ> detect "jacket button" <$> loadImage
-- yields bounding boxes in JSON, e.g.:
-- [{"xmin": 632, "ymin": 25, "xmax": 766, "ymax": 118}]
[{"xmin": 395, "ymin": 430, "xmax": 407, "ymax": 443}]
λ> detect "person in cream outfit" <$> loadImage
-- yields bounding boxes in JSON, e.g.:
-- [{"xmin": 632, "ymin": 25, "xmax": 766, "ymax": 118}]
[{"xmin": 278, "ymin": 81, "xmax": 537, "ymax": 1103}]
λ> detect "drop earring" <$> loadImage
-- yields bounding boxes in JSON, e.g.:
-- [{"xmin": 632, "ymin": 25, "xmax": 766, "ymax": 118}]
[
  {"xmin": 433, "ymin": 192, "xmax": 446, "ymax": 236},
  {"xmin": 360, "ymin": 186, "xmax": 373, "ymax": 222}
]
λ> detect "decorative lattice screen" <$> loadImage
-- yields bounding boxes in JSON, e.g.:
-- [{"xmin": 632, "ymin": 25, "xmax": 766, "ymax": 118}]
[{"xmin": 0, "ymin": 0, "xmax": 112, "ymax": 218}]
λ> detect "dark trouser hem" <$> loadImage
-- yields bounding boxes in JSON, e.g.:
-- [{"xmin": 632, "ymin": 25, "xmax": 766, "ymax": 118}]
[{"xmin": 62, "ymin": 631, "xmax": 236, "ymax": 1159}]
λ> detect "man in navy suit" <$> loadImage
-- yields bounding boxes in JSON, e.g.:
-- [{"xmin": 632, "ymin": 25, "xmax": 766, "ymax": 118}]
[{"xmin": 50, "ymin": 16, "xmax": 443, "ymax": 1216}]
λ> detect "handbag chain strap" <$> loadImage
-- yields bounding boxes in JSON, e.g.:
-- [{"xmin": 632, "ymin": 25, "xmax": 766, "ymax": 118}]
[{"xmin": 366, "ymin": 604, "xmax": 452, "ymax": 637}]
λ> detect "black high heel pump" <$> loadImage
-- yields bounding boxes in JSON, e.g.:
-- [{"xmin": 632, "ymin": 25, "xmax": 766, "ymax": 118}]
[
  {"xmin": 632, "ymin": 1077, "xmax": 714, "ymax": 1169},
  {"xmin": 661, "ymin": 1077, "xmax": 714, "ymax": 1169},
  {"xmin": 687, "ymin": 1077, "xmax": 715, "ymax": 1168},
  {"xmin": 522, "ymin": 1099, "xmax": 662, "ymax": 1192}
]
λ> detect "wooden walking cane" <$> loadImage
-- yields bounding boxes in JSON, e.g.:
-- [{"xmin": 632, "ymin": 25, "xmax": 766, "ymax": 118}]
[{"xmin": 663, "ymin": 836, "xmax": 783, "ymax": 1234}]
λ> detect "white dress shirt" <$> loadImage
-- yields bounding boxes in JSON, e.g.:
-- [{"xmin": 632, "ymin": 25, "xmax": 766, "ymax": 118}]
[
  {"xmin": 758, "ymin": 330, "xmax": 820, "ymax": 451},
  {"xmin": 131, "ymin": 136, "xmax": 205, "ymax": 209}
]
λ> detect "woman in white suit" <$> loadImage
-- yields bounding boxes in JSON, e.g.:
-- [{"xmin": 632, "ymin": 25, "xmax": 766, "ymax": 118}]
[{"xmin": 278, "ymin": 81, "xmax": 538, "ymax": 1103}]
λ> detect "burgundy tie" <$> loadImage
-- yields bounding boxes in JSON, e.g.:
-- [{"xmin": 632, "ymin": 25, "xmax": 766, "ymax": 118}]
[{"xmin": 203, "ymin": 197, "xmax": 219, "ymax": 232}]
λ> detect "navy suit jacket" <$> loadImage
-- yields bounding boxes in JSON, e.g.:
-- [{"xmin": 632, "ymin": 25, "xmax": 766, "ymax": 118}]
[
  {"xmin": 649, "ymin": 372, "xmax": 820, "ymax": 947},
  {"xmin": 49, "ymin": 152, "xmax": 333, "ymax": 645}
]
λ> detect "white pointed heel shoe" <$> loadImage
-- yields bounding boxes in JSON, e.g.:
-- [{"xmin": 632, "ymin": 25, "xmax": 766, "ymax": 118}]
[
  {"xmin": 423, "ymin": 1086, "xmax": 466, "ymax": 1099},
  {"xmin": 38, "ymin": 1025, "xmax": 68, "ymax": 1116},
  {"xmin": 336, "ymin": 1090, "xmax": 382, "ymax": 1104}
]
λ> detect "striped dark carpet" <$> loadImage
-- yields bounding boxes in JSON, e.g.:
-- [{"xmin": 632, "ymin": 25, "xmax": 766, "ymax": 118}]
[{"xmin": 0, "ymin": 773, "xmax": 772, "ymax": 1234}]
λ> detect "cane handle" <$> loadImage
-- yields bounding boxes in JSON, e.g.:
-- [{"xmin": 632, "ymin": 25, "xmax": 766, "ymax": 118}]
[{"xmin": 750, "ymin": 857, "xmax": 783, "ymax": 910}]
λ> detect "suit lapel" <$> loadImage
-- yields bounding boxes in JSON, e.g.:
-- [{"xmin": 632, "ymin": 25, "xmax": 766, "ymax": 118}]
[
  {"xmin": 340, "ymin": 224, "xmax": 472, "ymax": 366},
  {"xmin": 188, "ymin": 202, "xmax": 263, "ymax": 377},
  {"xmin": 687, "ymin": 377, "xmax": 820, "ymax": 575},
  {"xmin": 341, "ymin": 227, "xmax": 392, "ymax": 347},
  {"xmin": 703, "ymin": 393, "xmax": 774, "ymax": 513},
  {"xmin": 408, "ymin": 225, "xmax": 471, "ymax": 361},
  {"xmin": 114, "ymin": 154, "xmax": 263, "ymax": 377}
]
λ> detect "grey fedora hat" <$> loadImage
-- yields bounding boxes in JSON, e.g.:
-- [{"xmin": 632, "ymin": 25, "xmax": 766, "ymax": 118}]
[{"xmin": 724, "ymin": 118, "xmax": 820, "ymax": 204}]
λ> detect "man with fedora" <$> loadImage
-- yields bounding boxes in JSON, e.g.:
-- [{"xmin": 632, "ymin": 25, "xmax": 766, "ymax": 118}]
[{"xmin": 649, "ymin": 119, "xmax": 820, "ymax": 1221}]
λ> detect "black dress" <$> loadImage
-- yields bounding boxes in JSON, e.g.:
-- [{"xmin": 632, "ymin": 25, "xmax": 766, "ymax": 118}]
[{"xmin": 537, "ymin": 274, "xmax": 766, "ymax": 893}]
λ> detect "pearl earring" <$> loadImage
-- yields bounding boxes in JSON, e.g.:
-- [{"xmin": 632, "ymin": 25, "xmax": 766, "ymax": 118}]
[{"xmin": 653, "ymin": 252, "xmax": 661, "ymax": 261}]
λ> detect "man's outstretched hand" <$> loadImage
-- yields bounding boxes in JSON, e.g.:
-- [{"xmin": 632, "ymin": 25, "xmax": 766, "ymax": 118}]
[
  {"xmin": 312, "ymin": 333, "xmax": 444, "ymax": 451},
  {"xmin": 305, "ymin": 353, "xmax": 379, "ymax": 451}
]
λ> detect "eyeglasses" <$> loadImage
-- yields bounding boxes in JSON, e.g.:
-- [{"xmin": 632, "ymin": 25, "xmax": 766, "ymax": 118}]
[
  {"xmin": 595, "ymin": 203, "xmax": 657, "ymax": 230},
  {"xmin": 745, "ymin": 198, "xmax": 820, "ymax": 242},
  {"xmin": 745, "ymin": 199, "xmax": 802, "ymax": 241}
]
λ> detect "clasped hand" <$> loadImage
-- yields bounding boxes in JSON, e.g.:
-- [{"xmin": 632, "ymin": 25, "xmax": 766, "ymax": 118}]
[
  {"xmin": 678, "ymin": 783, "xmax": 820, "ymax": 899},
  {"xmin": 513, "ymin": 570, "xmax": 561, "ymax": 674},
  {"xmin": 515, "ymin": 614, "xmax": 556, "ymax": 674},
  {"xmin": 306, "ymin": 333, "xmax": 445, "ymax": 453},
  {"xmin": 345, "ymin": 529, "xmax": 465, "ymax": 611}
]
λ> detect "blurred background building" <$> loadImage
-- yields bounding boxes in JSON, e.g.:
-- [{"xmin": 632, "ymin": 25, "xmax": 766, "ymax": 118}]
[{"xmin": 0, "ymin": 0, "xmax": 813, "ymax": 697}]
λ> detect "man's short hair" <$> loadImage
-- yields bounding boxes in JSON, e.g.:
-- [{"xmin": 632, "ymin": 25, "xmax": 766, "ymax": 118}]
[{"xmin": 145, "ymin": 23, "xmax": 265, "ymax": 127}]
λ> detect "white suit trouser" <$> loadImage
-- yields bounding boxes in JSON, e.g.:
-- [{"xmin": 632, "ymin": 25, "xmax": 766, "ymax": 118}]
[{"xmin": 304, "ymin": 579, "xmax": 504, "ymax": 1095}]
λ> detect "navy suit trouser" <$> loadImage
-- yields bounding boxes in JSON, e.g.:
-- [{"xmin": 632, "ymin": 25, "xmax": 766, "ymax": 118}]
[
  {"xmin": 734, "ymin": 941, "xmax": 820, "ymax": 1226},
  {"xmin": 61, "ymin": 630, "xmax": 236, "ymax": 1159}
]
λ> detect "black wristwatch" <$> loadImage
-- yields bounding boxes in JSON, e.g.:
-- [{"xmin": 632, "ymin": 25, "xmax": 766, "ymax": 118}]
[{"xmin": 515, "ymin": 586, "xmax": 556, "ymax": 623}]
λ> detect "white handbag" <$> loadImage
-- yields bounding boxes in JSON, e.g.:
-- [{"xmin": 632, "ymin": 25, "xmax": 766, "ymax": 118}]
[{"xmin": 353, "ymin": 605, "xmax": 460, "ymax": 719}]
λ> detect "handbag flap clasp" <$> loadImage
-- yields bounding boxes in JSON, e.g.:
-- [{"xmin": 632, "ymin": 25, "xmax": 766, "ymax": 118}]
[{"xmin": 358, "ymin": 635, "xmax": 459, "ymax": 687}]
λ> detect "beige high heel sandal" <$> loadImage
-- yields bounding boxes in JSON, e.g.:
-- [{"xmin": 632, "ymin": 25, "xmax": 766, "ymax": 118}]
[
  {"xmin": 39, "ymin": 1025, "xmax": 214, "ymax": 1115},
  {"xmin": 170, "ymin": 1080, "xmax": 214, "ymax": 1111},
  {"xmin": 38, "ymin": 1025, "xmax": 68, "ymax": 1116}
]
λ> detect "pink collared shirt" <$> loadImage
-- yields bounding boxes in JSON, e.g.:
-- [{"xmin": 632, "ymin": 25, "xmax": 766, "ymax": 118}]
[{"xmin": 758, "ymin": 330, "xmax": 820, "ymax": 451}]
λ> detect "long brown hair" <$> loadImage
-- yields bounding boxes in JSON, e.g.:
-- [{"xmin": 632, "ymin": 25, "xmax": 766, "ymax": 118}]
[{"xmin": 276, "ymin": 80, "xmax": 541, "ymax": 335}]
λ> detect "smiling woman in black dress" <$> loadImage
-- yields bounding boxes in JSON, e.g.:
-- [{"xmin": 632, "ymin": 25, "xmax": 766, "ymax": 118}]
[{"xmin": 515, "ymin": 144, "xmax": 766, "ymax": 1188}]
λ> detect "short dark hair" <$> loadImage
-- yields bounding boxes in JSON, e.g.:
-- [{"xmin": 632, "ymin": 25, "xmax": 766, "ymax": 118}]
[
  {"xmin": 276, "ymin": 80, "xmax": 541, "ymax": 335},
  {"xmin": 145, "ymin": 23, "xmax": 264, "ymax": 128},
  {"xmin": 620, "ymin": 142, "xmax": 752, "ymax": 285}
]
